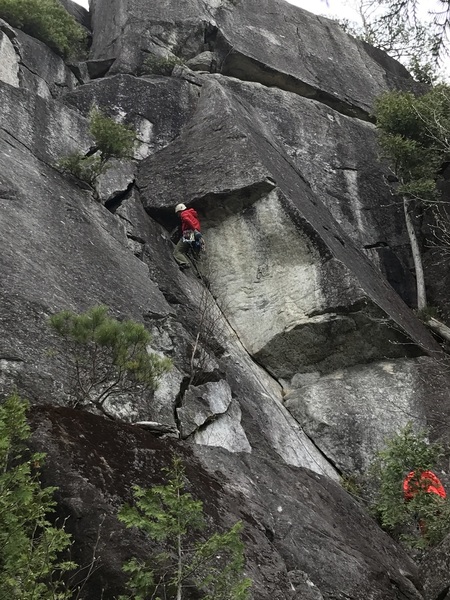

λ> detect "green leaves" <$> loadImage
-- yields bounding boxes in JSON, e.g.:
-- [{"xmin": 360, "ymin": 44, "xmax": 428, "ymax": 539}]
[
  {"xmin": 375, "ymin": 86, "xmax": 450, "ymax": 202},
  {"xmin": 57, "ymin": 109, "xmax": 137, "ymax": 188},
  {"xmin": 118, "ymin": 456, "xmax": 252, "ymax": 600},
  {"xmin": 89, "ymin": 108, "xmax": 137, "ymax": 162},
  {"xmin": 371, "ymin": 423, "xmax": 450, "ymax": 547},
  {"xmin": 0, "ymin": 0, "xmax": 87, "ymax": 58},
  {"xmin": 57, "ymin": 153, "xmax": 104, "ymax": 187},
  {"xmin": 49, "ymin": 305, "xmax": 172, "ymax": 411},
  {"xmin": 0, "ymin": 393, "xmax": 75, "ymax": 599}
]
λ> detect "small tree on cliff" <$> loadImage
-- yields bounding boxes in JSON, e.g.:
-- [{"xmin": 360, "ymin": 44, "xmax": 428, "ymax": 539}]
[
  {"xmin": 374, "ymin": 84, "xmax": 450, "ymax": 312},
  {"xmin": 0, "ymin": 393, "xmax": 76, "ymax": 599},
  {"xmin": 49, "ymin": 305, "xmax": 172, "ymax": 413},
  {"xmin": 57, "ymin": 108, "xmax": 137, "ymax": 189},
  {"xmin": 118, "ymin": 455, "xmax": 252, "ymax": 600}
]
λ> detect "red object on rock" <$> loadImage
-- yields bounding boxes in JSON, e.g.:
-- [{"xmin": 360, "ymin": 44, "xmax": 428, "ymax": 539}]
[{"xmin": 403, "ymin": 470, "xmax": 446, "ymax": 501}]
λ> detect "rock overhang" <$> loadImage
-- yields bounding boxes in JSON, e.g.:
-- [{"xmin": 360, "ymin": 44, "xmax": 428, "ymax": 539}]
[
  {"xmin": 89, "ymin": 0, "xmax": 423, "ymax": 119},
  {"xmin": 138, "ymin": 77, "xmax": 442, "ymax": 367}
]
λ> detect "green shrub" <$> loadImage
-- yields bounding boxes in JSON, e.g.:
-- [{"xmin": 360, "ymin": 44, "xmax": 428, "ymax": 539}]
[
  {"xmin": 0, "ymin": 0, "xmax": 87, "ymax": 58},
  {"xmin": 57, "ymin": 152, "xmax": 104, "ymax": 187},
  {"xmin": 0, "ymin": 393, "xmax": 76, "ymax": 599},
  {"xmin": 340, "ymin": 474, "xmax": 362, "ymax": 498},
  {"xmin": 89, "ymin": 108, "xmax": 137, "ymax": 162},
  {"xmin": 142, "ymin": 54, "xmax": 184, "ymax": 76},
  {"xmin": 375, "ymin": 85, "xmax": 450, "ymax": 202},
  {"xmin": 49, "ymin": 305, "xmax": 172, "ymax": 412},
  {"xmin": 371, "ymin": 423, "xmax": 450, "ymax": 547},
  {"xmin": 57, "ymin": 109, "xmax": 137, "ymax": 187},
  {"xmin": 118, "ymin": 455, "xmax": 252, "ymax": 600}
]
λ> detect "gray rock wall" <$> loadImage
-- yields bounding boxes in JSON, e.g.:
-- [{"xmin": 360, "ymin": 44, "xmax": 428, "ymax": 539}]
[{"xmin": 1, "ymin": 0, "xmax": 450, "ymax": 598}]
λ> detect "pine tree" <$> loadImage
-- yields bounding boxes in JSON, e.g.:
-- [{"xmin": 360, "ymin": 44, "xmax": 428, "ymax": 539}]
[
  {"xmin": 118, "ymin": 456, "xmax": 252, "ymax": 600},
  {"xmin": 0, "ymin": 393, "xmax": 76, "ymax": 599},
  {"xmin": 49, "ymin": 305, "xmax": 172, "ymax": 412}
]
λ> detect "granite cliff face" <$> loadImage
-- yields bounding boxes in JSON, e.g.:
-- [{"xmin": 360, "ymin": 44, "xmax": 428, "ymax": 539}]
[{"xmin": 1, "ymin": 0, "xmax": 450, "ymax": 598}]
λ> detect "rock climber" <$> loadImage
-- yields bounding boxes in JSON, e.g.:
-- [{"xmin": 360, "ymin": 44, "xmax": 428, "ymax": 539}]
[
  {"xmin": 403, "ymin": 470, "xmax": 446, "ymax": 535},
  {"xmin": 173, "ymin": 203, "xmax": 202, "ymax": 270},
  {"xmin": 403, "ymin": 470, "xmax": 446, "ymax": 502}
]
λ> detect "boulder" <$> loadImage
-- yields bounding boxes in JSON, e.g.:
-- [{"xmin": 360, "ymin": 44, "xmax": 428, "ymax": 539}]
[
  {"xmin": 177, "ymin": 380, "xmax": 251, "ymax": 453},
  {"xmin": 178, "ymin": 380, "xmax": 233, "ymax": 437},
  {"xmin": 186, "ymin": 50, "xmax": 217, "ymax": 71}
]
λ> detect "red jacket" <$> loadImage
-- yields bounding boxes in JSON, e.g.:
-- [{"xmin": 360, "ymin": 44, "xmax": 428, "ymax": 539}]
[
  {"xmin": 403, "ymin": 470, "xmax": 446, "ymax": 501},
  {"xmin": 180, "ymin": 208, "xmax": 201, "ymax": 232}
]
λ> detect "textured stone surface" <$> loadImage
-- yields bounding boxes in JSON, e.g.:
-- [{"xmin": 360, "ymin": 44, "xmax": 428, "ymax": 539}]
[
  {"xmin": 178, "ymin": 380, "xmax": 233, "ymax": 437},
  {"xmin": 89, "ymin": 0, "xmax": 420, "ymax": 117},
  {"xmin": 14, "ymin": 29, "xmax": 78, "ymax": 98},
  {"xmin": 186, "ymin": 50, "xmax": 217, "ymax": 71},
  {"xmin": 0, "ymin": 82, "xmax": 171, "ymax": 412},
  {"xmin": 3, "ymin": 0, "xmax": 450, "ymax": 596},
  {"xmin": 284, "ymin": 359, "xmax": 428, "ymax": 474},
  {"xmin": 0, "ymin": 20, "xmax": 78, "ymax": 99},
  {"xmin": 0, "ymin": 28, "xmax": 19, "ymax": 87},
  {"xmin": 419, "ymin": 534, "xmax": 450, "ymax": 600},
  {"xmin": 139, "ymin": 78, "xmax": 441, "ymax": 374},
  {"xmin": 96, "ymin": 159, "xmax": 136, "ymax": 205},
  {"xmin": 177, "ymin": 380, "xmax": 251, "ymax": 452},
  {"xmin": 29, "ymin": 405, "xmax": 423, "ymax": 600},
  {"xmin": 64, "ymin": 74, "xmax": 199, "ymax": 158}
]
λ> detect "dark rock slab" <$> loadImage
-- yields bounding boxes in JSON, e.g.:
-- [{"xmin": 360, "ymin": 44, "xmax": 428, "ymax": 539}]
[
  {"xmin": 419, "ymin": 533, "xmax": 450, "ymax": 600},
  {"xmin": 28, "ymin": 405, "xmax": 423, "ymax": 600},
  {"xmin": 86, "ymin": 57, "xmax": 115, "ymax": 79}
]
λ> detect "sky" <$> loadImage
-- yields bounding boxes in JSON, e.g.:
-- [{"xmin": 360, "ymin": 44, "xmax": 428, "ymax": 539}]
[
  {"xmin": 71, "ymin": 0, "xmax": 355, "ymax": 15},
  {"xmin": 72, "ymin": 0, "xmax": 438, "ymax": 22}
]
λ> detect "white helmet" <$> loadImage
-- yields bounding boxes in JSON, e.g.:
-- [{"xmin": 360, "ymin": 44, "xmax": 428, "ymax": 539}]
[{"xmin": 175, "ymin": 203, "xmax": 187, "ymax": 213}]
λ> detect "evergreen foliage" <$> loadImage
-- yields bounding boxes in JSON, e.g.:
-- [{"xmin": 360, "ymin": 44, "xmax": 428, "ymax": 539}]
[
  {"xmin": 0, "ymin": 393, "xmax": 76, "ymax": 599},
  {"xmin": 89, "ymin": 108, "xmax": 137, "ymax": 162},
  {"xmin": 57, "ymin": 152, "xmax": 103, "ymax": 187},
  {"xmin": 375, "ymin": 85, "xmax": 450, "ymax": 201},
  {"xmin": 371, "ymin": 423, "xmax": 450, "ymax": 547},
  {"xmin": 118, "ymin": 455, "xmax": 252, "ymax": 600},
  {"xmin": 49, "ymin": 305, "xmax": 172, "ymax": 411},
  {"xmin": 141, "ymin": 55, "xmax": 184, "ymax": 76},
  {"xmin": 0, "ymin": 0, "xmax": 87, "ymax": 58},
  {"xmin": 57, "ymin": 108, "xmax": 136, "ymax": 188},
  {"xmin": 375, "ymin": 84, "xmax": 450, "ymax": 210}
]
